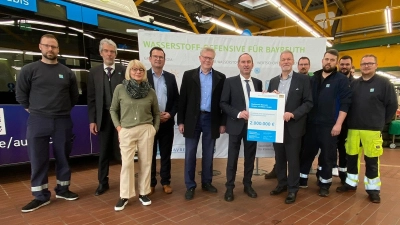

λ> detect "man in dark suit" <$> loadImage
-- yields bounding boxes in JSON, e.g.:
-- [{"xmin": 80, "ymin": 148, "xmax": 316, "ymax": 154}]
[
  {"xmin": 87, "ymin": 38, "xmax": 125, "ymax": 196},
  {"xmin": 220, "ymin": 53, "xmax": 263, "ymax": 202},
  {"xmin": 267, "ymin": 50, "xmax": 313, "ymax": 204},
  {"xmin": 178, "ymin": 47, "xmax": 226, "ymax": 200},
  {"xmin": 147, "ymin": 47, "xmax": 179, "ymax": 195}
]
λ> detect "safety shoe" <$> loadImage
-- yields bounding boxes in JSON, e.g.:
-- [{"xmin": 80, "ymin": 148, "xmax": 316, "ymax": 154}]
[
  {"xmin": 21, "ymin": 199, "xmax": 50, "ymax": 213},
  {"xmin": 56, "ymin": 190, "xmax": 79, "ymax": 200},
  {"xmin": 336, "ymin": 184, "xmax": 357, "ymax": 193},
  {"xmin": 369, "ymin": 193, "xmax": 381, "ymax": 203},
  {"xmin": 114, "ymin": 198, "xmax": 128, "ymax": 211},
  {"xmin": 319, "ymin": 187, "xmax": 329, "ymax": 197},
  {"xmin": 139, "ymin": 195, "xmax": 152, "ymax": 206},
  {"xmin": 299, "ymin": 178, "xmax": 308, "ymax": 188}
]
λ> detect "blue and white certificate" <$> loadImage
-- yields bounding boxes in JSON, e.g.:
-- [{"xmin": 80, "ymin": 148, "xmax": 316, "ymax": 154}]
[{"xmin": 247, "ymin": 92, "xmax": 285, "ymax": 143}]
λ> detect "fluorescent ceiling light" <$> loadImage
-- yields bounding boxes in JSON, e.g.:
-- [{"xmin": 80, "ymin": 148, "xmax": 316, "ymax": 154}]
[
  {"xmin": 144, "ymin": 0, "xmax": 159, "ymax": 3},
  {"xmin": 61, "ymin": 54, "xmax": 88, "ymax": 59},
  {"xmin": 207, "ymin": 17, "xmax": 243, "ymax": 34},
  {"xmin": 30, "ymin": 27, "xmax": 66, "ymax": 34},
  {"xmin": 0, "ymin": 50, "xmax": 24, "ymax": 54},
  {"xmin": 326, "ymin": 41, "xmax": 333, "ymax": 47},
  {"xmin": 239, "ymin": 0, "xmax": 269, "ymax": 10},
  {"xmin": 68, "ymin": 33, "xmax": 78, "ymax": 36},
  {"xmin": 0, "ymin": 58, "xmax": 7, "ymax": 60},
  {"xmin": 126, "ymin": 29, "xmax": 139, "ymax": 33},
  {"xmin": 117, "ymin": 48, "xmax": 139, "ymax": 53},
  {"xmin": 0, "ymin": 20, "xmax": 14, "ymax": 26},
  {"xmin": 12, "ymin": 66, "xmax": 21, "ymax": 70},
  {"xmin": 68, "ymin": 27, "xmax": 96, "ymax": 39},
  {"xmin": 71, "ymin": 69, "xmax": 90, "ymax": 72},
  {"xmin": 25, "ymin": 51, "xmax": 42, "ymax": 56},
  {"xmin": 267, "ymin": 0, "xmax": 332, "ymax": 46},
  {"xmin": 153, "ymin": 21, "xmax": 194, "ymax": 33},
  {"xmin": 384, "ymin": 6, "xmax": 392, "ymax": 33},
  {"xmin": 19, "ymin": 20, "xmax": 65, "ymax": 28}
]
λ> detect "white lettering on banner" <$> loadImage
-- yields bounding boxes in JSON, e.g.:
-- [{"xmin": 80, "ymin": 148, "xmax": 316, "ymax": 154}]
[
  {"xmin": 7, "ymin": 0, "xmax": 29, "ymax": 6},
  {"xmin": 138, "ymin": 31, "xmax": 326, "ymax": 159},
  {"xmin": 0, "ymin": 108, "xmax": 6, "ymax": 135}
]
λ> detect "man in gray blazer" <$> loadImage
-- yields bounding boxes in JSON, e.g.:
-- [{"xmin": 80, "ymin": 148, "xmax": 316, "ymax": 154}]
[
  {"xmin": 268, "ymin": 50, "xmax": 313, "ymax": 204},
  {"xmin": 220, "ymin": 53, "xmax": 263, "ymax": 202},
  {"xmin": 87, "ymin": 38, "xmax": 125, "ymax": 196}
]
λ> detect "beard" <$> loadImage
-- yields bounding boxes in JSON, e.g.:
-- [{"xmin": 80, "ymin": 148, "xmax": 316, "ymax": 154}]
[
  {"xmin": 323, "ymin": 64, "xmax": 335, "ymax": 73},
  {"xmin": 42, "ymin": 52, "xmax": 57, "ymax": 60},
  {"xmin": 299, "ymin": 69, "xmax": 308, "ymax": 74},
  {"xmin": 341, "ymin": 69, "xmax": 350, "ymax": 76}
]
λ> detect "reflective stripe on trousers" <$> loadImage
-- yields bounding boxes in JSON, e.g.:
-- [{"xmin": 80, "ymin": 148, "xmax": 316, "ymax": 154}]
[{"xmin": 31, "ymin": 183, "xmax": 49, "ymax": 192}]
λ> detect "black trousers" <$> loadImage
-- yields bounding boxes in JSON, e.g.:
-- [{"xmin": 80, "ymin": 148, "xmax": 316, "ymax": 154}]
[
  {"xmin": 27, "ymin": 114, "xmax": 73, "ymax": 201},
  {"xmin": 273, "ymin": 126, "xmax": 302, "ymax": 193},
  {"xmin": 300, "ymin": 124, "xmax": 337, "ymax": 189},
  {"xmin": 337, "ymin": 126, "xmax": 348, "ymax": 181},
  {"xmin": 225, "ymin": 124, "xmax": 257, "ymax": 189},
  {"xmin": 151, "ymin": 123, "xmax": 174, "ymax": 187},
  {"xmin": 98, "ymin": 109, "xmax": 120, "ymax": 184}
]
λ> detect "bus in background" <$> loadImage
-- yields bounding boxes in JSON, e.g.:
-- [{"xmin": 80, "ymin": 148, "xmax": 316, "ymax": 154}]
[{"xmin": 0, "ymin": 0, "xmax": 180, "ymax": 166}]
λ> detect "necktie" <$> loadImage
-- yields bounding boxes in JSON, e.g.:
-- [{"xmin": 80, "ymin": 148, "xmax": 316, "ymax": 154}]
[
  {"xmin": 245, "ymin": 80, "xmax": 251, "ymax": 99},
  {"xmin": 106, "ymin": 67, "xmax": 112, "ymax": 80}
]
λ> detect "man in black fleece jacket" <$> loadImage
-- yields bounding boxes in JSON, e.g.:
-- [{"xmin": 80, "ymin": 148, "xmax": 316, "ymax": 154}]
[
  {"xmin": 299, "ymin": 49, "xmax": 352, "ymax": 197},
  {"xmin": 336, "ymin": 54, "xmax": 397, "ymax": 203},
  {"xmin": 16, "ymin": 34, "xmax": 79, "ymax": 213}
]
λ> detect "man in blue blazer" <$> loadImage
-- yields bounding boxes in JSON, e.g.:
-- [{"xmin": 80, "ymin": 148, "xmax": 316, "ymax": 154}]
[
  {"xmin": 220, "ymin": 53, "xmax": 263, "ymax": 202},
  {"xmin": 267, "ymin": 50, "xmax": 313, "ymax": 204},
  {"xmin": 147, "ymin": 47, "xmax": 179, "ymax": 195}
]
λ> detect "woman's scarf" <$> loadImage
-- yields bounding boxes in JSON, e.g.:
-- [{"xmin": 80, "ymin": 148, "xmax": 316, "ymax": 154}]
[{"xmin": 122, "ymin": 79, "xmax": 151, "ymax": 99}]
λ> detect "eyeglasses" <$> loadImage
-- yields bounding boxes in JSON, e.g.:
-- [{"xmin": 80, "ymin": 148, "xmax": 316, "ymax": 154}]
[
  {"xmin": 360, "ymin": 62, "xmax": 376, "ymax": 67},
  {"xmin": 40, "ymin": 43, "xmax": 59, "ymax": 49},
  {"xmin": 102, "ymin": 49, "xmax": 116, "ymax": 54},
  {"xmin": 131, "ymin": 68, "xmax": 145, "ymax": 72},
  {"xmin": 298, "ymin": 64, "xmax": 309, "ymax": 66},
  {"xmin": 151, "ymin": 56, "xmax": 164, "ymax": 60},
  {"xmin": 201, "ymin": 55, "xmax": 214, "ymax": 61}
]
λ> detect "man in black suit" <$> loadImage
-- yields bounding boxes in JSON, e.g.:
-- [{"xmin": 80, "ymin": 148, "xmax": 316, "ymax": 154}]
[
  {"xmin": 220, "ymin": 53, "xmax": 263, "ymax": 202},
  {"xmin": 178, "ymin": 47, "xmax": 226, "ymax": 200},
  {"xmin": 267, "ymin": 50, "xmax": 313, "ymax": 204},
  {"xmin": 87, "ymin": 38, "xmax": 125, "ymax": 196},
  {"xmin": 147, "ymin": 47, "xmax": 179, "ymax": 195}
]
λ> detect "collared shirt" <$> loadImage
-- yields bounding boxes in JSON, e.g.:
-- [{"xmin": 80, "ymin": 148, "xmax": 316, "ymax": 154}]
[
  {"xmin": 240, "ymin": 74, "xmax": 255, "ymax": 112},
  {"xmin": 103, "ymin": 63, "xmax": 115, "ymax": 75},
  {"xmin": 200, "ymin": 69, "xmax": 212, "ymax": 112},
  {"xmin": 152, "ymin": 69, "xmax": 167, "ymax": 112},
  {"xmin": 278, "ymin": 70, "xmax": 293, "ymax": 101}
]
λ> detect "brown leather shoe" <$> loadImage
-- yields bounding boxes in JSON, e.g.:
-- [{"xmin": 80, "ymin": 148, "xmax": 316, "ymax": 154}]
[
  {"xmin": 163, "ymin": 185, "xmax": 172, "ymax": 194},
  {"xmin": 149, "ymin": 187, "xmax": 155, "ymax": 195}
]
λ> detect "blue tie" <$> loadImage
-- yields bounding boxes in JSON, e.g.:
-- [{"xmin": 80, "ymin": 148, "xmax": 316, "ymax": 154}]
[{"xmin": 245, "ymin": 80, "xmax": 251, "ymax": 99}]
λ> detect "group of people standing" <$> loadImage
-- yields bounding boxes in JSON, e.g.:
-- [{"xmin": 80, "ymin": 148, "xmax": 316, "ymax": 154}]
[{"xmin": 16, "ymin": 34, "xmax": 397, "ymax": 213}]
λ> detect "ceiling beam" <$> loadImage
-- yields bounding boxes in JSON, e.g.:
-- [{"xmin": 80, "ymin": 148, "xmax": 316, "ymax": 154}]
[
  {"xmin": 280, "ymin": 0, "xmax": 331, "ymax": 37},
  {"xmin": 175, "ymin": 0, "xmax": 199, "ymax": 34},
  {"xmin": 333, "ymin": 0, "xmax": 348, "ymax": 14},
  {"xmin": 135, "ymin": 0, "xmax": 144, "ymax": 6},
  {"xmin": 323, "ymin": 0, "xmax": 331, "ymax": 32},
  {"xmin": 205, "ymin": 0, "xmax": 271, "ymax": 29}
]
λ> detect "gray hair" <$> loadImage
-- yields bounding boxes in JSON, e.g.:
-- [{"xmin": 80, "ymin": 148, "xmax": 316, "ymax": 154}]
[
  {"xmin": 280, "ymin": 50, "xmax": 294, "ymax": 58},
  {"xmin": 99, "ymin": 38, "xmax": 117, "ymax": 55},
  {"xmin": 200, "ymin": 46, "xmax": 216, "ymax": 57}
]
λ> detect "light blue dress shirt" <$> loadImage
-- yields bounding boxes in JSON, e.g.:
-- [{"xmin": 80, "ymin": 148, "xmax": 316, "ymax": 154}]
[
  {"xmin": 200, "ymin": 69, "xmax": 212, "ymax": 112},
  {"xmin": 152, "ymin": 69, "xmax": 167, "ymax": 112}
]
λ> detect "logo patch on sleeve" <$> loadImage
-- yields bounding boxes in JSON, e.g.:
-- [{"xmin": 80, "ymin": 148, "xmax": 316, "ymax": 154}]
[{"xmin": 59, "ymin": 74, "xmax": 64, "ymax": 79}]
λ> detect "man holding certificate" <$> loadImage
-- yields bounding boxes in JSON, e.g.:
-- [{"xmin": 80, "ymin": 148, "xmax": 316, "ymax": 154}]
[
  {"xmin": 220, "ymin": 53, "xmax": 263, "ymax": 202},
  {"xmin": 267, "ymin": 50, "xmax": 313, "ymax": 204}
]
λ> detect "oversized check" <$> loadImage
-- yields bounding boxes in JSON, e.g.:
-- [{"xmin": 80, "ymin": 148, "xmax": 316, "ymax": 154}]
[{"xmin": 247, "ymin": 92, "xmax": 285, "ymax": 143}]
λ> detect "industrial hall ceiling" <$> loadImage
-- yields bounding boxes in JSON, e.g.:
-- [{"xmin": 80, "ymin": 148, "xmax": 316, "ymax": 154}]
[{"xmin": 134, "ymin": 0, "xmax": 400, "ymax": 45}]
